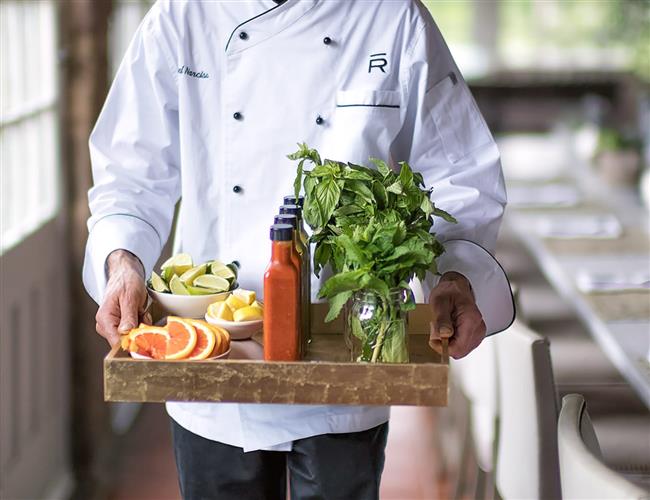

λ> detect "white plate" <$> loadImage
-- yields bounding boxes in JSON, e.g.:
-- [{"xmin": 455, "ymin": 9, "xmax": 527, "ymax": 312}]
[
  {"xmin": 129, "ymin": 348, "xmax": 231, "ymax": 361},
  {"xmin": 204, "ymin": 314, "xmax": 263, "ymax": 340}
]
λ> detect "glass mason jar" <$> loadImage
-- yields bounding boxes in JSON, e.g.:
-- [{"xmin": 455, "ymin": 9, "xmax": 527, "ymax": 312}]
[{"xmin": 345, "ymin": 288, "xmax": 411, "ymax": 363}]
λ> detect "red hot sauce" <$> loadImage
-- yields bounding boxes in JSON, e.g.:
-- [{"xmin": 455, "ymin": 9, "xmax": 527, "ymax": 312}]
[{"xmin": 263, "ymin": 224, "xmax": 300, "ymax": 361}]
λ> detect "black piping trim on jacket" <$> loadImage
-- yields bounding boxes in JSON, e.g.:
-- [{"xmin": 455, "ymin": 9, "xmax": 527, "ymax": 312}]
[
  {"xmin": 224, "ymin": 1, "xmax": 286, "ymax": 52},
  {"xmin": 443, "ymin": 238, "xmax": 517, "ymax": 336},
  {"xmin": 336, "ymin": 104, "xmax": 400, "ymax": 109},
  {"xmin": 89, "ymin": 213, "xmax": 162, "ymax": 246}
]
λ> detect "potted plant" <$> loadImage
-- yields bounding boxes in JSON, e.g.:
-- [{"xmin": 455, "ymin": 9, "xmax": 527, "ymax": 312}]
[{"xmin": 289, "ymin": 144, "xmax": 455, "ymax": 363}]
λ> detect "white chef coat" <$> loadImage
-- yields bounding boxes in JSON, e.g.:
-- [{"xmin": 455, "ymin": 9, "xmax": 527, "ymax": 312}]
[{"xmin": 83, "ymin": 0, "xmax": 515, "ymax": 452}]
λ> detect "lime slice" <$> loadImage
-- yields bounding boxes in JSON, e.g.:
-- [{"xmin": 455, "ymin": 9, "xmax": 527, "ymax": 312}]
[
  {"xmin": 161, "ymin": 253, "xmax": 193, "ymax": 275},
  {"xmin": 161, "ymin": 266, "xmax": 175, "ymax": 283},
  {"xmin": 209, "ymin": 260, "xmax": 228, "ymax": 273},
  {"xmin": 193, "ymin": 275, "xmax": 230, "ymax": 292},
  {"xmin": 180, "ymin": 263, "xmax": 207, "ymax": 286},
  {"xmin": 169, "ymin": 275, "xmax": 190, "ymax": 295},
  {"xmin": 187, "ymin": 285, "xmax": 218, "ymax": 296},
  {"xmin": 212, "ymin": 266, "xmax": 236, "ymax": 283},
  {"xmin": 150, "ymin": 271, "xmax": 169, "ymax": 292}
]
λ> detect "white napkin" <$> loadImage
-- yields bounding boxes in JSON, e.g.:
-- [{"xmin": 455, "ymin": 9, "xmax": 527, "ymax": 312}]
[
  {"xmin": 536, "ymin": 214, "xmax": 623, "ymax": 239},
  {"xmin": 508, "ymin": 183, "xmax": 581, "ymax": 208},
  {"xmin": 576, "ymin": 270, "xmax": 650, "ymax": 293}
]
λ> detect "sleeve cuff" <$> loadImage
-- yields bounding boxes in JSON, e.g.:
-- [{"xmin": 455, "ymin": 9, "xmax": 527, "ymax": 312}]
[
  {"xmin": 82, "ymin": 214, "xmax": 161, "ymax": 304},
  {"xmin": 422, "ymin": 239, "xmax": 516, "ymax": 336}
]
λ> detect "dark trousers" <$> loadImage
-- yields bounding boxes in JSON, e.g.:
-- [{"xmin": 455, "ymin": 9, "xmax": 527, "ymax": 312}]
[{"xmin": 170, "ymin": 418, "xmax": 389, "ymax": 500}]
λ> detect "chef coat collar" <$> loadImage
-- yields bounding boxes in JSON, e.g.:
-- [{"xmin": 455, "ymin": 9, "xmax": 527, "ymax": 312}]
[{"xmin": 225, "ymin": 0, "xmax": 319, "ymax": 54}]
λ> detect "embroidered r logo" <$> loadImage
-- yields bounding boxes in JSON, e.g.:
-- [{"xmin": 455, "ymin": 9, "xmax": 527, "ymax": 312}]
[{"xmin": 368, "ymin": 53, "xmax": 388, "ymax": 74}]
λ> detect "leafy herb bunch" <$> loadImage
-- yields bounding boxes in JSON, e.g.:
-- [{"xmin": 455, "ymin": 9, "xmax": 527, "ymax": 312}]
[{"xmin": 289, "ymin": 143, "xmax": 456, "ymax": 324}]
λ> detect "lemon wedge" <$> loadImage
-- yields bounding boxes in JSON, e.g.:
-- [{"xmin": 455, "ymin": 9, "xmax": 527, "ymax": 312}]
[
  {"xmin": 208, "ymin": 301, "xmax": 233, "ymax": 321},
  {"xmin": 225, "ymin": 294, "xmax": 248, "ymax": 311},
  {"xmin": 233, "ymin": 289, "xmax": 256, "ymax": 305},
  {"xmin": 233, "ymin": 305, "xmax": 263, "ymax": 322}
]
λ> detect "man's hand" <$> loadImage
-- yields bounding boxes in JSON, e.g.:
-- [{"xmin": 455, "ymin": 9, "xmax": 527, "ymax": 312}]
[
  {"xmin": 429, "ymin": 271, "xmax": 486, "ymax": 359},
  {"xmin": 95, "ymin": 250, "xmax": 151, "ymax": 347}
]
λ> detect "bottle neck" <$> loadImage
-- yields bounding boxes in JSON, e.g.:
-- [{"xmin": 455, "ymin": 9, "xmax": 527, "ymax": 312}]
[{"xmin": 271, "ymin": 241, "xmax": 293, "ymax": 262}]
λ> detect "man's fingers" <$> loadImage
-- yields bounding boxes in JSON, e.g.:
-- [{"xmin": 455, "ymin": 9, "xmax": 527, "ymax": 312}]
[
  {"xmin": 448, "ymin": 317, "xmax": 487, "ymax": 359},
  {"xmin": 429, "ymin": 294, "xmax": 454, "ymax": 340},
  {"xmin": 95, "ymin": 318, "xmax": 119, "ymax": 347},
  {"xmin": 95, "ymin": 295, "xmax": 121, "ymax": 346},
  {"xmin": 117, "ymin": 292, "xmax": 140, "ymax": 334}
]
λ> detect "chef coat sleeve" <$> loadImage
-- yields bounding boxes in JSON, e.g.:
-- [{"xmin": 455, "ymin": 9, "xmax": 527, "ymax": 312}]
[
  {"xmin": 82, "ymin": 6, "xmax": 180, "ymax": 304},
  {"xmin": 393, "ymin": 13, "xmax": 514, "ymax": 335}
]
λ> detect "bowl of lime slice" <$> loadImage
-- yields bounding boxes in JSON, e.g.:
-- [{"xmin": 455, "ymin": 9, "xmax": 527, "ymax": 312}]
[{"xmin": 147, "ymin": 253, "xmax": 239, "ymax": 319}]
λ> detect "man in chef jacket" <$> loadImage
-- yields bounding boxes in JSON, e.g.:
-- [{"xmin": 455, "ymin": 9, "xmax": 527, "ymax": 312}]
[{"xmin": 85, "ymin": 0, "xmax": 515, "ymax": 498}]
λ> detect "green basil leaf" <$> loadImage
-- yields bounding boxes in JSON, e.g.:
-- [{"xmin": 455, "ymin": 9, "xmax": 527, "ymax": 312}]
[
  {"xmin": 315, "ymin": 177, "xmax": 341, "ymax": 225},
  {"xmin": 318, "ymin": 269, "xmax": 367, "ymax": 298},
  {"xmin": 344, "ymin": 179, "xmax": 375, "ymax": 204},
  {"xmin": 372, "ymin": 181, "xmax": 388, "ymax": 208},
  {"xmin": 398, "ymin": 162, "xmax": 414, "ymax": 189},
  {"xmin": 432, "ymin": 206, "xmax": 457, "ymax": 224},
  {"xmin": 370, "ymin": 157, "xmax": 391, "ymax": 177},
  {"xmin": 324, "ymin": 290, "xmax": 353, "ymax": 322},
  {"xmin": 386, "ymin": 181, "xmax": 403, "ymax": 195},
  {"xmin": 420, "ymin": 195, "xmax": 434, "ymax": 218},
  {"xmin": 294, "ymin": 159, "xmax": 304, "ymax": 200}
]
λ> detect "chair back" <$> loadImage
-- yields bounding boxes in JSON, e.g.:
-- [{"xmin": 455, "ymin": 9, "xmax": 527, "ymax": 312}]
[
  {"xmin": 453, "ymin": 336, "xmax": 499, "ymax": 472},
  {"xmin": 558, "ymin": 394, "xmax": 649, "ymax": 499},
  {"xmin": 495, "ymin": 321, "xmax": 561, "ymax": 499}
]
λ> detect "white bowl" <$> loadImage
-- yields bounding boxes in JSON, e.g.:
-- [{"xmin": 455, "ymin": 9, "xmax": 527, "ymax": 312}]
[
  {"xmin": 148, "ymin": 288, "xmax": 232, "ymax": 319},
  {"xmin": 129, "ymin": 347, "xmax": 231, "ymax": 361},
  {"xmin": 205, "ymin": 314, "xmax": 263, "ymax": 340}
]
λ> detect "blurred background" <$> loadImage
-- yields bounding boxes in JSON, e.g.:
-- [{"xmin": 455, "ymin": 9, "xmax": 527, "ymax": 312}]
[{"xmin": 1, "ymin": 1, "xmax": 649, "ymax": 499}]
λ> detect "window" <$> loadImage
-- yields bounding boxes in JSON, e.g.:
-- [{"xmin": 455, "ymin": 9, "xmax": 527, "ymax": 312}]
[
  {"xmin": 0, "ymin": 0, "xmax": 59, "ymax": 254},
  {"xmin": 425, "ymin": 0, "xmax": 645, "ymax": 80}
]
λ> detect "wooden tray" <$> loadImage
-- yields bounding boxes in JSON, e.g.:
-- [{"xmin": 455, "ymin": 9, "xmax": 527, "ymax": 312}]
[{"xmin": 104, "ymin": 304, "xmax": 448, "ymax": 406}]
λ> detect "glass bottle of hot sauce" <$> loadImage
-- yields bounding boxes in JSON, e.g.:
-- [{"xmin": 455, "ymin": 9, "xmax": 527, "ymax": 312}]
[
  {"xmin": 263, "ymin": 224, "xmax": 300, "ymax": 361},
  {"xmin": 279, "ymin": 203, "xmax": 311, "ymax": 351},
  {"xmin": 274, "ymin": 213, "xmax": 306, "ymax": 356}
]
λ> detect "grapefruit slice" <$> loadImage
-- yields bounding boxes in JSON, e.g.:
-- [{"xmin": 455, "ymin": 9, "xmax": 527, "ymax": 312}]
[
  {"xmin": 187, "ymin": 320, "xmax": 217, "ymax": 360},
  {"xmin": 208, "ymin": 324, "xmax": 231, "ymax": 356},
  {"xmin": 127, "ymin": 326, "xmax": 170, "ymax": 359},
  {"xmin": 165, "ymin": 317, "xmax": 198, "ymax": 360}
]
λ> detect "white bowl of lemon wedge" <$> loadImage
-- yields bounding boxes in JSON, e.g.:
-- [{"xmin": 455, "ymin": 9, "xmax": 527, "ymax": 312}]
[
  {"xmin": 147, "ymin": 253, "xmax": 239, "ymax": 319},
  {"xmin": 205, "ymin": 290, "xmax": 263, "ymax": 340}
]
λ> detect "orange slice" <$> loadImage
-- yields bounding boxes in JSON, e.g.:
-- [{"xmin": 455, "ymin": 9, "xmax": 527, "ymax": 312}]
[
  {"xmin": 208, "ymin": 325, "xmax": 231, "ymax": 356},
  {"xmin": 165, "ymin": 317, "xmax": 198, "ymax": 360},
  {"xmin": 187, "ymin": 320, "xmax": 217, "ymax": 360},
  {"xmin": 127, "ymin": 326, "xmax": 170, "ymax": 359}
]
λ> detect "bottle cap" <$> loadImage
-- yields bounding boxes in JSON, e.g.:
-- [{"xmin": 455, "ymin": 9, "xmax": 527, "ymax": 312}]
[
  {"xmin": 279, "ymin": 204, "xmax": 301, "ymax": 217},
  {"xmin": 269, "ymin": 223, "xmax": 294, "ymax": 241},
  {"xmin": 283, "ymin": 195, "xmax": 305, "ymax": 207},
  {"xmin": 274, "ymin": 214, "xmax": 297, "ymax": 229}
]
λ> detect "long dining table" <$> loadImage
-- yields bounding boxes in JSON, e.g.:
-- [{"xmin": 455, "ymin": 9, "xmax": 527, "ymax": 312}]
[{"xmin": 502, "ymin": 159, "xmax": 650, "ymax": 408}]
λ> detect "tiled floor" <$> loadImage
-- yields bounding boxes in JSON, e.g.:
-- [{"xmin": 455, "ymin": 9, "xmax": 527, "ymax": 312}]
[{"xmin": 108, "ymin": 404, "xmax": 443, "ymax": 500}]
